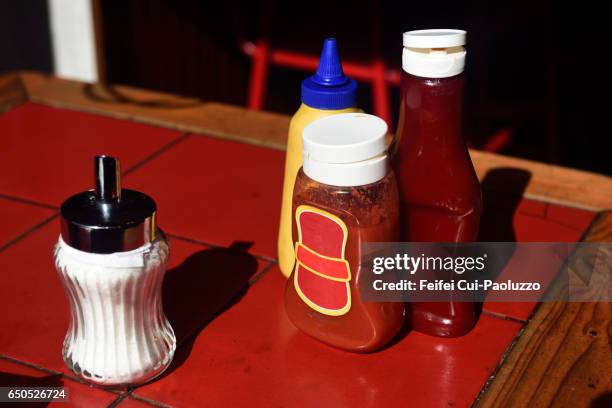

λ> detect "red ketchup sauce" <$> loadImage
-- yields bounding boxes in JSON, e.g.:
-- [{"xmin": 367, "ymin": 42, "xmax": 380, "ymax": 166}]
[{"xmin": 394, "ymin": 30, "xmax": 482, "ymax": 337}]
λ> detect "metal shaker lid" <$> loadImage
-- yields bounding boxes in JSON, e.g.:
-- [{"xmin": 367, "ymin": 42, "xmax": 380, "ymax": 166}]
[{"xmin": 60, "ymin": 156, "xmax": 157, "ymax": 254}]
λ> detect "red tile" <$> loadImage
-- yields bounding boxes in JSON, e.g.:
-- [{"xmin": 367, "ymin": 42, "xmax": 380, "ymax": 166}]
[
  {"xmin": 483, "ymin": 208, "xmax": 595, "ymax": 321},
  {"xmin": 514, "ymin": 210, "xmax": 589, "ymax": 243},
  {"xmin": 163, "ymin": 237, "xmax": 269, "ymax": 345},
  {"xmin": 0, "ymin": 197, "xmax": 55, "ymax": 248},
  {"xmin": 516, "ymin": 198, "xmax": 548, "ymax": 218},
  {"xmin": 0, "ymin": 358, "xmax": 119, "ymax": 407},
  {"xmin": 545, "ymin": 204, "xmax": 596, "ymax": 232},
  {"xmin": 482, "ymin": 243, "xmax": 569, "ymax": 321},
  {"xmin": 116, "ymin": 396, "xmax": 163, "ymax": 407},
  {"xmin": 0, "ymin": 103, "xmax": 183, "ymax": 206},
  {"xmin": 124, "ymin": 135, "xmax": 285, "ymax": 258},
  {"xmin": 0, "ymin": 223, "xmax": 68, "ymax": 372},
  {"xmin": 0, "ymin": 220, "xmax": 266, "ymax": 377},
  {"xmin": 134, "ymin": 267, "xmax": 521, "ymax": 408}
]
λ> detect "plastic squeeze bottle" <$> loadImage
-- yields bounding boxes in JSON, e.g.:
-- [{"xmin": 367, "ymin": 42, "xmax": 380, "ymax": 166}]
[
  {"xmin": 278, "ymin": 38, "xmax": 360, "ymax": 278},
  {"xmin": 393, "ymin": 29, "xmax": 482, "ymax": 337},
  {"xmin": 285, "ymin": 113, "xmax": 404, "ymax": 352}
]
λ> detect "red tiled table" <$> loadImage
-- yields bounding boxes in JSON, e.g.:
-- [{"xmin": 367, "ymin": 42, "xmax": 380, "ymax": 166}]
[{"xmin": 0, "ymin": 72, "xmax": 610, "ymax": 408}]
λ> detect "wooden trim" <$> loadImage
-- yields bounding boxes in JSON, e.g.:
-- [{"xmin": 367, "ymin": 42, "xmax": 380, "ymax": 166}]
[
  {"xmin": 0, "ymin": 72, "xmax": 28, "ymax": 114},
  {"xmin": 19, "ymin": 71, "xmax": 291, "ymax": 150},
  {"xmin": 469, "ymin": 150, "xmax": 612, "ymax": 212},
  {"xmin": 13, "ymin": 71, "xmax": 612, "ymax": 211},
  {"xmin": 475, "ymin": 212, "xmax": 612, "ymax": 407}
]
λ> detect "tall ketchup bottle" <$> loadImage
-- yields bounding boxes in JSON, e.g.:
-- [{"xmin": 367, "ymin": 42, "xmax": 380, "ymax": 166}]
[{"xmin": 393, "ymin": 29, "xmax": 482, "ymax": 337}]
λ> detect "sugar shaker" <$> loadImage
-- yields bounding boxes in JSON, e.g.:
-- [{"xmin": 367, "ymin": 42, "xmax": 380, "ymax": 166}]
[{"xmin": 54, "ymin": 155, "xmax": 175, "ymax": 386}]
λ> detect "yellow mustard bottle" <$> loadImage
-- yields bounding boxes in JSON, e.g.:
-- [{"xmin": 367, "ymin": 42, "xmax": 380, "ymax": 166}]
[{"xmin": 278, "ymin": 38, "xmax": 360, "ymax": 277}]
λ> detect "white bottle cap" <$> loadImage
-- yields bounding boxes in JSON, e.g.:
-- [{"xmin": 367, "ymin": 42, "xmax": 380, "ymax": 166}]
[
  {"xmin": 302, "ymin": 113, "xmax": 388, "ymax": 187},
  {"xmin": 402, "ymin": 29, "xmax": 467, "ymax": 78}
]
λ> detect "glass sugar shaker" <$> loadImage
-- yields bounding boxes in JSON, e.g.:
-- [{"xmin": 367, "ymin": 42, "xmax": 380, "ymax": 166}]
[{"xmin": 54, "ymin": 155, "xmax": 175, "ymax": 386}]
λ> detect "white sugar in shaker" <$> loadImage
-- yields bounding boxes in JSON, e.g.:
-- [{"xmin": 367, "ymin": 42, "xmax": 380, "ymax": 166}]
[{"xmin": 54, "ymin": 155, "xmax": 175, "ymax": 386}]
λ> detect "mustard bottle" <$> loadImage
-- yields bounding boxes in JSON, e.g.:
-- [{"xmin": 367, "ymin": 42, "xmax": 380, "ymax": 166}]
[{"xmin": 278, "ymin": 38, "xmax": 359, "ymax": 277}]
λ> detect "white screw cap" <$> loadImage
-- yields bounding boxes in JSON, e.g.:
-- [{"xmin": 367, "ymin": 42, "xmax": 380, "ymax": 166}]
[
  {"xmin": 302, "ymin": 113, "xmax": 389, "ymax": 186},
  {"xmin": 403, "ymin": 29, "xmax": 466, "ymax": 48},
  {"xmin": 402, "ymin": 29, "xmax": 467, "ymax": 78}
]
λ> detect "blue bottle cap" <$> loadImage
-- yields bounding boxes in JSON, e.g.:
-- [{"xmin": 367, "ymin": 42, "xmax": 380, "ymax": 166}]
[{"xmin": 301, "ymin": 38, "xmax": 357, "ymax": 110}]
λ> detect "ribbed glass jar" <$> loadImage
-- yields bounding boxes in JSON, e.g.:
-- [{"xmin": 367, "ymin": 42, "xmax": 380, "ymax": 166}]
[{"xmin": 54, "ymin": 233, "xmax": 175, "ymax": 386}]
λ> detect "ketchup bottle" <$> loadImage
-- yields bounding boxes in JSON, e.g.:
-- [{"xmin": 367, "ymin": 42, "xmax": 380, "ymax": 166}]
[
  {"xmin": 285, "ymin": 113, "xmax": 404, "ymax": 352},
  {"xmin": 393, "ymin": 29, "xmax": 482, "ymax": 337}
]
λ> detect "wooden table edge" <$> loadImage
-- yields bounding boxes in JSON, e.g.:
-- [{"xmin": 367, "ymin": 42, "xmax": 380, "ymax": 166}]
[
  {"xmin": 1, "ymin": 70, "xmax": 610, "ymax": 407},
  {"xmin": 0, "ymin": 72, "xmax": 28, "ymax": 114},
  {"xmin": 474, "ymin": 211, "xmax": 612, "ymax": 407}
]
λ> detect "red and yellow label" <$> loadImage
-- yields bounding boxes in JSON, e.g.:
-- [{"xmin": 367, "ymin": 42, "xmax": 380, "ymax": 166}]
[{"xmin": 293, "ymin": 205, "xmax": 351, "ymax": 316}]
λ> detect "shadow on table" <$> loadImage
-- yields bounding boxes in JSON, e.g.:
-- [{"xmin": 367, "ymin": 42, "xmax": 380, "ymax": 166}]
[
  {"xmin": 591, "ymin": 392, "xmax": 612, "ymax": 408},
  {"xmin": 387, "ymin": 167, "xmax": 532, "ymax": 344},
  {"xmin": 476, "ymin": 167, "xmax": 532, "ymax": 315},
  {"xmin": 158, "ymin": 241, "xmax": 260, "ymax": 380},
  {"xmin": 0, "ymin": 370, "xmax": 63, "ymax": 407},
  {"xmin": 478, "ymin": 167, "xmax": 532, "ymax": 242},
  {"xmin": 82, "ymin": 83, "xmax": 202, "ymax": 109}
]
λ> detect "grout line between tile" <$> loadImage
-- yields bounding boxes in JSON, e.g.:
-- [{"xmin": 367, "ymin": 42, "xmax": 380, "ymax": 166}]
[
  {"xmin": 471, "ymin": 320, "xmax": 529, "ymax": 408},
  {"xmin": 123, "ymin": 133, "xmax": 191, "ymax": 176},
  {"xmin": 128, "ymin": 394, "xmax": 174, "ymax": 408},
  {"xmin": 106, "ymin": 393, "xmax": 130, "ymax": 408},
  {"xmin": 540, "ymin": 218, "xmax": 592, "ymax": 234},
  {"xmin": 0, "ymin": 192, "xmax": 58, "ymax": 210},
  {"xmin": 511, "ymin": 204, "xmax": 593, "ymax": 232},
  {"xmin": 0, "ymin": 212, "xmax": 59, "ymax": 254},
  {"xmin": 516, "ymin": 206, "xmax": 592, "ymax": 233},
  {"xmin": 186, "ymin": 129, "xmax": 286, "ymax": 151},
  {"xmin": 166, "ymin": 232, "xmax": 277, "ymax": 264},
  {"xmin": 0, "ymin": 132, "xmax": 192, "ymax": 256},
  {"xmin": 248, "ymin": 260, "xmax": 276, "ymax": 286},
  {"xmin": 0, "ymin": 132, "xmax": 191, "ymax": 213},
  {"xmin": 481, "ymin": 309, "xmax": 528, "ymax": 325},
  {"xmin": 0, "ymin": 354, "xmax": 63, "ymax": 377},
  {"xmin": 252, "ymin": 253, "xmax": 277, "ymax": 264},
  {"xmin": 0, "ymin": 353, "xmax": 124, "ymax": 395},
  {"xmin": 169, "ymin": 258, "xmax": 276, "ymax": 352}
]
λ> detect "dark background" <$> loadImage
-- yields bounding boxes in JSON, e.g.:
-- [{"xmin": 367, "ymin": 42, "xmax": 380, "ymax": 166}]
[
  {"xmin": 0, "ymin": 0, "xmax": 53, "ymax": 74},
  {"xmin": 1, "ymin": 0, "xmax": 609, "ymax": 175}
]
